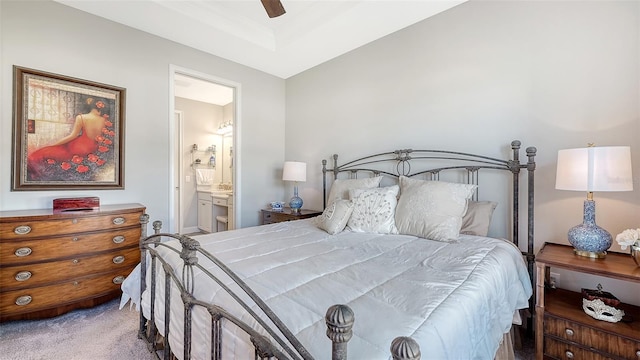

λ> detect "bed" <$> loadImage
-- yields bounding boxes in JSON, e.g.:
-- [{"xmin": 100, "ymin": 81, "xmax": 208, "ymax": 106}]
[{"xmin": 121, "ymin": 140, "xmax": 537, "ymax": 360}]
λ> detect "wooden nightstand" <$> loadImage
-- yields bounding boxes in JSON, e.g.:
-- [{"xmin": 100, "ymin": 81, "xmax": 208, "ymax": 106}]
[
  {"xmin": 261, "ymin": 208, "xmax": 322, "ymax": 225},
  {"xmin": 535, "ymin": 243, "xmax": 640, "ymax": 360}
]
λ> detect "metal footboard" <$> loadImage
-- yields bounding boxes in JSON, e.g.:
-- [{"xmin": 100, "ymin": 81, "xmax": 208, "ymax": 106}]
[{"xmin": 137, "ymin": 216, "xmax": 421, "ymax": 360}]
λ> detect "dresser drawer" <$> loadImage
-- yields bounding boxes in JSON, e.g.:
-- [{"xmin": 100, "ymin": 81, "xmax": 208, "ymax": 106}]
[
  {"xmin": 0, "ymin": 247, "xmax": 139, "ymax": 290},
  {"xmin": 545, "ymin": 312, "xmax": 640, "ymax": 359},
  {"xmin": 0, "ymin": 211, "xmax": 142, "ymax": 239},
  {"xmin": 0, "ymin": 227, "xmax": 140, "ymax": 265},
  {"xmin": 0, "ymin": 270, "xmax": 130, "ymax": 316},
  {"xmin": 544, "ymin": 336, "xmax": 608, "ymax": 360}
]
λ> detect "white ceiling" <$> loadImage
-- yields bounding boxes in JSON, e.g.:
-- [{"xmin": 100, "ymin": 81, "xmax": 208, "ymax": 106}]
[{"xmin": 53, "ymin": 0, "xmax": 466, "ymax": 80}]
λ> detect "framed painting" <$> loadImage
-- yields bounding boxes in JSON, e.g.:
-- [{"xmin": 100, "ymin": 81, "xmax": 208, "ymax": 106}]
[{"xmin": 12, "ymin": 66, "xmax": 126, "ymax": 190}]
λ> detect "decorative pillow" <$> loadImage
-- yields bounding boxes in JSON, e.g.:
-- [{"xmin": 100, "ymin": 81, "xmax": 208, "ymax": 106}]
[
  {"xmin": 395, "ymin": 176, "xmax": 476, "ymax": 242},
  {"xmin": 316, "ymin": 200, "xmax": 354, "ymax": 235},
  {"xmin": 327, "ymin": 176, "xmax": 383, "ymax": 205},
  {"xmin": 460, "ymin": 201, "xmax": 498, "ymax": 237},
  {"xmin": 347, "ymin": 185, "xmax": 399, "ymax": 234}
]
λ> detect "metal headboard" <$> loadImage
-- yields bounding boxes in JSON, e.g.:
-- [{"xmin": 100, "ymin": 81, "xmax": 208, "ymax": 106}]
[{"xmin": 321, "ymin": 140, "xmax": 537, "ymax": 334}]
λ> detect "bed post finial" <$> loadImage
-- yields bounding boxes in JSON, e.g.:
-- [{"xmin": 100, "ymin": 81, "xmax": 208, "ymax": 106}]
[
  {"xmin": 326, "ymin": 304, "xmax": 354, "ymax": 360},
  {"xmin": 390, "ymin": 337, "xmax": 421, "ymax": 360},
  {"xmin": 152, "ymin": 220, "xmax": 162, "ymax": 234}
]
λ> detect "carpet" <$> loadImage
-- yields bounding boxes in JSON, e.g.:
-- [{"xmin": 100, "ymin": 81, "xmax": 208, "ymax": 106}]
[
  {"xmin": 0, "ymin": 299, "xmax": 152, "ymax": 360},
  {"xmin": 0, "ymin": 299, "xmax": 535, "ymax": 359}
]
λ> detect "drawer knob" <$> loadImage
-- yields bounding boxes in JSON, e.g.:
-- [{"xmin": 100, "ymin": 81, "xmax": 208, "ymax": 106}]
[
  {"xmin": 72, "ymin": 219, "xmax": 78, "ymax": 224},
  {"xmin": 636, "ymin": 350, "xmax": 640, "ymax": 358},
  {"xmin": 14, "ymin": 225, "xmax": 31, "ymax": 235},
  {"xmin": 15, "ymin": 295, "xmax": 32, "ymax": 306},
  {"xmin": 112, "ymin": 235, "xmax": 125, "ymax": 244},
  {"xmin": 112, "ymin": 275, "xmax": 125, "ymax": 284},
  {"xmin": 15, "ymin": 271, "xmax": 32, "ymax": 282},
  {"xmin": 15, "ymin": 247, "xmax": 32, "ymax": 257},
  {"xmin": 565, "ymin": 350, "xmax": 574, "ymax": 359},
  {"xmin": 565, "ymin": 328, "xmax": 574, "ymax": 336},
  {"xmin": 112, "ymin": 255, "xmax": 125, "ymax": 264},
  {"xmin": 112, "ymin": 217, "xmax": 125, "ymax": 225},
  {"xmin": 73, "ymin": 281, "xmax": 79, "ymax": 286},
  {"xmin": 72, "ymin": 259, "xmax": 79, "ymax": 264},
  {"xmin": 72, "ymin": 237, "xmax": 79, "ymax": 242}
]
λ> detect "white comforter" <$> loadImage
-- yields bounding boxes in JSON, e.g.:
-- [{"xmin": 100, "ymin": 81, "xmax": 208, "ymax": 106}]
[{"xmin": 121, "ymin": 219, "xmax": 531, "ymax": 360}]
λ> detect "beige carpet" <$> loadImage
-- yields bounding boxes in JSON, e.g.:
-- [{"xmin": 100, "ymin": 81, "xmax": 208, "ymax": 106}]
[{"xmin": 0, "ymin": 299, "xmax": 152, "ymax": 360}]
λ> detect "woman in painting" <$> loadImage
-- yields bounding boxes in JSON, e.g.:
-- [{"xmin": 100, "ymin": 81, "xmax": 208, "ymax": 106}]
[{"xmin": 27, "ymin": 96, "xmax": 112, "ymax": 180}]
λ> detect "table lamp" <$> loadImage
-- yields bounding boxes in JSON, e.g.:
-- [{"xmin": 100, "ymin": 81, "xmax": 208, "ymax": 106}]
[
  {"xmin": 283, "ymin": 161, "xmax": 307, "ymax": 213},
  {"xmin": 555, "ymin": 145, "xmax": 633, "ymax": 258}
]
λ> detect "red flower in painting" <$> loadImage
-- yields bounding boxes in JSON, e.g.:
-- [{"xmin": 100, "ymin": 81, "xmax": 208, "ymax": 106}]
[
  {"xmin": 96, "ymin": 135, "xmax": 105, "ymax": 142},
  {"xmin": 108, "ymin": 130, "xmax": 115, "ymax": 136},
  {"xmin": 71, "ymin": 155, "xmax": 83, "ymax": 164},
  {"xmin": 46, "ymin": 159, "xmax": 56, "ymax": 165},
  {"xmin": 96, "ymin": 159, "xmax": 106, "ymax": 166},
  {"xmin": 98, "ymin": 146, "xmax": 109, "ymax": 153},
  {"xmin": 76, "ymin": 165, "xmax": 90, "ymax": 173},
  {"xmin": 104, "ymin": 120, "xmax": 113, "ymax": 127},
  {"xmin": 103, "ymin": 139, "xmax": 112, "ymax": 145},
  {"xmin": 60, "ymin": 162, "xmax": 71, "ymax": 170},
  {"xmin": 95, "ymin": 101, "xmax": 105, "ymax": 109},
  {"xmin": 87, "ymin": 153, "xmax": 99, "ymax": 163},
  {"xmin": 102, "ymin": 128, "xmax": 109, "ymax": 134},
  {"xmin": 103, "ymin": 114, "xmax": 110, "ymax": 120}
]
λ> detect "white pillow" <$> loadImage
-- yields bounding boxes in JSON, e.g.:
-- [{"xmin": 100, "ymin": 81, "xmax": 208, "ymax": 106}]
[
  {"xmin": 316, "ymin": 200, "xmax": 354, "ymax": 235},
  {"xmin": 327, "ymin": 176, "xmax": 383, "ymax": 205},
  {"xmin": 395, "ymin": 176, "xmax": 476, "ymax": 242},
  {"xmin": 460, "ymin": 201, "xmax": 498, "ymax": 237},
  {"xmin": 347, "ymin": 185, "xmax": 399, "ymax": 234}
]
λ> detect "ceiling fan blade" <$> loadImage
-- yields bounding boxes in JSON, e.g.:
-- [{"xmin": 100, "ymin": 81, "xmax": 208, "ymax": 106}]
[{"xmin": 261, "ymin": 0, "xmax": 286, "ymax": 18}]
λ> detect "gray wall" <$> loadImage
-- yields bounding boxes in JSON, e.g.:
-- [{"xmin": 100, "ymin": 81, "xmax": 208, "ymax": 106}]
[
  {"xmin": 286, "ymin": 0, "xmax": 640, "ymax": 303},
  {"xmin": 0, "ymin": 0, "xmax": 287, "ymax": 228}
]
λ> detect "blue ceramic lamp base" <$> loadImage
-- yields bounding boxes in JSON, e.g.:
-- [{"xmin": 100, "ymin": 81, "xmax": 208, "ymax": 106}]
[
  {"xmin": 568, "ymin": 200, "xmax": 612, "ymax": 259},
  {"xmin": 289, "ymin": 186, "xmax": 303, "ymax": 214}
]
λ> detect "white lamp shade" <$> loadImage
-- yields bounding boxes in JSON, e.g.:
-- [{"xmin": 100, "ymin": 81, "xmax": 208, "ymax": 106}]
[
  {"xmin": 283, "ymin": 161, "xmax": 306, "ymax": 182},
  {"xmin": 555, "ymin": 146, "xmax": 633, "ymax": 192}
]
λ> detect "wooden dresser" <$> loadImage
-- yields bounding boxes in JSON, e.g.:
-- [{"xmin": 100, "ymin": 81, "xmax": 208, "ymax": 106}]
[
  {"xmin": 0, "ymin": 203, "xmax": 146, "ymax": 322},
  {"xmin": 535, "ymin": 243, "xmax": 640, "ymax": 360}
]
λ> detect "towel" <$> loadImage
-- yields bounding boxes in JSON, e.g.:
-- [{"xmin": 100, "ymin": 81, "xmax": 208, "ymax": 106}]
[{"xmin": 195, "ymin": 168, "xmax": 214, "ymax": 185}]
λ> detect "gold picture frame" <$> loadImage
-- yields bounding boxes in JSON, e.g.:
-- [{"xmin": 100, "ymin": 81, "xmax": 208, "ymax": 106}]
[{"xmin": 12, "ymin": 66, "xmax": 126, "ymax": 191}]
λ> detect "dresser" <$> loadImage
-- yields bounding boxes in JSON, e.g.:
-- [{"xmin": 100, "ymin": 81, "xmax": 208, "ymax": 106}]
[
  {"xmin": 535, "ymin": 243, "xmax": 640, "ymax": 360},
  {"xmin": 261, "ymin": 208, "xmax": 322, "ymax": 225},
  {"xmin": 0, "ymin": 203, "xmax": 146, "ymax": 322}
]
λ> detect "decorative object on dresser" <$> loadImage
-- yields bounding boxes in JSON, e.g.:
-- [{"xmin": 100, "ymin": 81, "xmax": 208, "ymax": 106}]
[
  {"xmin": 282, "ymin": 161, "xmax": 307, "ymax": 213},
  {"xmin": 52, "ymin": 196, "xmax": 100, "ymax": 213},
  {"xmin": 616, "ymin": 228, "xmax": 640, "ymax": 267},
  {"xmin": 0, "ymin": 203, "xmax": 146, "ymax": 322},
  {"xmin": 581, "ymin": 284, "xmax": 625, "ymax": 323},
  {"xmin": 555, "ymin": 145, "xmax": 634, "ymax": 258},
  {"xmin": 535, "ymin": 242, "xmax": 640, "ymax": 360},
  {"xmin": 261, "ymin": 207, "xmax": 321, "ymax": 225}
]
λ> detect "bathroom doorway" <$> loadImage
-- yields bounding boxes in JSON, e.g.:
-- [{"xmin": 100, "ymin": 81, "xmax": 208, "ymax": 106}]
[{"xmin": 169, "ymin": 66, "xmax": 240, "ymax": 234}]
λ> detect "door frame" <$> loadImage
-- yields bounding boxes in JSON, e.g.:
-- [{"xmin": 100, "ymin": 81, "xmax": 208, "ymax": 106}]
[{"xmin": 168, "ymin": 65, "xmax": 242, "ymax": 234}]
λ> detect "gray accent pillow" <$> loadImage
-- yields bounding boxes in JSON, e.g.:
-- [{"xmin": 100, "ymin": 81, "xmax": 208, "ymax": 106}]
[
  {"xmin": 460, "ymin": 201, "xmax": 498, "ymax": 237},
  {"xmin": 316, "ymin": 199, "xmax": 354, "ymax": 235}
]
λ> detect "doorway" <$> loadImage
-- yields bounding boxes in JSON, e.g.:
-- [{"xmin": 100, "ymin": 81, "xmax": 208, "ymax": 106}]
[{"xmin": 169, "ymin": 65, "xmax": 240, "ymax": 234}]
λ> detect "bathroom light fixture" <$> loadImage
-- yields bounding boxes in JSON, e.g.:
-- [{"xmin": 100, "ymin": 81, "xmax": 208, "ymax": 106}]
[
  {"xmin": 217, "ymin": 121, "xmax": 233, "ymax": 135},
  {"xmin": 283, "ymin": 161, "xmax": 306, "ymax": 213},
  {"xmin": 555, "ymin": 145, "xmax": 633, "ymax": 258}
]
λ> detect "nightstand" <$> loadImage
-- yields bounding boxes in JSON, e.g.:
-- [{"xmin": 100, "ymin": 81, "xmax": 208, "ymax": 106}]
[
  {"xmin": 535, "ymin": 243, "xmax": 640, "ymax": 360},
  {"xmin": 261, "ymin": 208, "xmax": 322, "ymax": 225}
]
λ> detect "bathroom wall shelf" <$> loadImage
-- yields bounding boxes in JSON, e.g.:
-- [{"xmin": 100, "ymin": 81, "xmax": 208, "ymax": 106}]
[{"xmin": 191, "ymin": 144, "xmax": 216, "ymax": 168}]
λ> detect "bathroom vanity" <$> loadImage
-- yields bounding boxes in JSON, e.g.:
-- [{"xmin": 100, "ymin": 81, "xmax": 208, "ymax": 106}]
[{"xmin": 197, "ymin": 190, "xmax": 233, "ymax": 233}]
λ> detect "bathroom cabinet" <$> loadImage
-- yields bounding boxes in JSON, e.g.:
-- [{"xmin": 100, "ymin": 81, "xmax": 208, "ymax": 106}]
[{"xmin": 197, "ymin": 192, "xmax": 213, "ymax": 232}]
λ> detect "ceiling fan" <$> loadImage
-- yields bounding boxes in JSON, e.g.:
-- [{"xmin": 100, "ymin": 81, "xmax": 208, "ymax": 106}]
[{"xmin": 261, "ymin": 0, "xmax": 286, "ymax": 18}]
